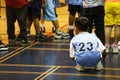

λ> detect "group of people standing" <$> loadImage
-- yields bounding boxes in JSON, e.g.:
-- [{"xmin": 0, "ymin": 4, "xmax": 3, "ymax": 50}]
[{"xmin": 0, "ymin": 0, "xmax": 119, "ymax": 53}]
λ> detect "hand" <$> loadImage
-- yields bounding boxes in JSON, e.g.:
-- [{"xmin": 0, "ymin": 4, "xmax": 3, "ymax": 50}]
[{"xmin": 27, "ymin": 0, "xmax": 33, "ymax": 2}]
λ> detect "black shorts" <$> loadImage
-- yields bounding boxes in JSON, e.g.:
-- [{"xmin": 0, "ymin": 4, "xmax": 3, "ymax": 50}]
[
  {"xmin": 68, "ymin": 4, "xmax": 83, "ymax": 16},
  {"xmin": 27, "ymin": 7, "xmax": 41, "ymax": 20}
]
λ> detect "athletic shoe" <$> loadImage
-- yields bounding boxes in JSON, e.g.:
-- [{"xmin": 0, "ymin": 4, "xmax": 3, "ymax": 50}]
[
  {"xmin": 35, "ymin": 33, "xmax": 47, "ymax": 41},
  {"xmin": 112, "ymin": 46, "xmax": 119, "ymax": 53},
  {"xmin": 95, "ymin": 61, "xmax": 104, "ymax": 71},
  {"xmin": 54, "ymin": 30, "xmax": 69, "ymax": 39},
  {"xmin": 0, "ymin": 43, "xmax": 8, "ymax": 51},
  {"xmin": 8, "ymin": 39, "xmax": 16, "ymax": 46},
  {"xmin": 111, "ymin": 43, "xmax": 119, "ymax": 53},
  {"xmin": 75, "ymin": 63, "xmax": 84, "ymax": 71},
  {"xmin": 105, "ymin": 47, "xmax": 109, "ymax": 53},
  {"xmin": 105, "ymin": 43, "xmax": 110, "ymax": 53},
  {"xmin": 118, "ymin": 41, "xmax": 120, "ymax": 51}
]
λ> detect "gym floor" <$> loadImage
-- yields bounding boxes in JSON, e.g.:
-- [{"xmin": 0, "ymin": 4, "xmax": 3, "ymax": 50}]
[{"xmin": 0, "ymin": 1, "xmax": 120, "ymax": 80}]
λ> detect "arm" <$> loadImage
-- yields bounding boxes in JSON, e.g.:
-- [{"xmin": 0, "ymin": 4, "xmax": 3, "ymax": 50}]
[{"xmin": 70, "ymin": 40, "xmax": 75, "ymax": 60}]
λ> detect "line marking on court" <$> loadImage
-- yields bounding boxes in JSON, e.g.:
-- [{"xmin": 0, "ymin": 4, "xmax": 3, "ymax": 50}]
[
  {"xmin": 0, "ymin": 47, "xmax": 24, "ymax": 60},
  {"xmin": 0, "ymin": 70, "xmax": 119, "ymax": 78},
  {"xmin": 0, "ymin": 63, "xmax": 120, "ymax": 71},
  {"xmin": 34, "ymin": 66, "xmax": 56, "ymax": 80},
  {"xmin": 0, "ymin": 42, "xmax": 39, "ymax": 63},
  {"xmin": 40, "ymin": 66, "xmax": 61, "ymax": 80},
  {"xmin": 26, "ymin": 48, "xmax": 69, "ymax": 51},
  {"xmin": 51, "ymin": 72, "xmax": 120, "ymax": 78}
]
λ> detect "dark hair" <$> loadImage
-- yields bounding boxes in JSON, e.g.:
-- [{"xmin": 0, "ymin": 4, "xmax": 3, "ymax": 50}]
[{"xmin": 75, "ymin": 17, "xmax": 89, "ymax": 31}]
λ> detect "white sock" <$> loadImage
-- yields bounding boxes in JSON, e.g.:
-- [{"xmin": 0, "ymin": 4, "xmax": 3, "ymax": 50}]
[
  {"xmin": 69, "ymin": 25, "xmax": 74, "ymax": 30},
  {"xmin": 40, "ymin": 24, "xmax": 44, "ymax": 28}
]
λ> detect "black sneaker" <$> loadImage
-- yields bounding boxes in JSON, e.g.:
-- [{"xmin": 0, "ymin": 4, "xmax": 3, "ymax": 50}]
[
  {"xmin": 35, "ymin": 33, "xmax": 47, "ymax": 41},
  {"xmin": 8, "ymin": 39, "xmax": 16, "ymax": 46}
]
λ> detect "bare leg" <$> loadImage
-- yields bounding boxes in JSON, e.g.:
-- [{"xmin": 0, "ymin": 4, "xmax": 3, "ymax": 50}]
[
  {"xmin": 105, "ymin": 26, "xmax": 113, "ymax": 44},
  {"xmin": 69, "ymin": 13, "xmax": 75, "ymax": 29},
  {"xmin": 52, "ymin": 20, "xmax": 60, "ymax": 31},
  {"xmin": 33, "ymin": 17, "xmax": 41, "ymax": 34},
  {"xmin": 114, "ymin": 25, "xmax": 120, "ymax": 44}
]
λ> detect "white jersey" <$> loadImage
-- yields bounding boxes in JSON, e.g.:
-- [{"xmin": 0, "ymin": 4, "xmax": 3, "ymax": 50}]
[{"xmin": 70, "ymin": 32, "xmax": 105, "ymax": 58}]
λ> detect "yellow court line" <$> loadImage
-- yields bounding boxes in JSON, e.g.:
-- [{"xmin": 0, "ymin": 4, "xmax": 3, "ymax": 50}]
[
  {"xmin": 0, "ymin": 70, "xmax": 119, "ymax": 79},
  {"xmin": 0, "ymin": 42, "xmax": 39, "ymax": 63},
  {"xmin": 0, "ymin": 71, "xmax": 43, "ymax": 75},
  {"xmin": 27, "ymin": 48, "xmax": 69, "ymax": 51},
  {"xmin": 0, "ymin": 63, "xmax": 120, "ymax": 71},
  {"xmin": 0, "ymin": 63, "xmax": 55, "ymax": 68},
  {"xmin": 52, "ymin": 72, "xmax": 120, "ymax": 78},
  {"xmin": 36, "ymin": 42, "xmax": 69, "ymax": 45},
  {"xmin": 34, "ymin": 66, "xmax": 56, "ymax": 80},
  {"xmin": 40, "ymin": 66, "xmax": 61, "ymax": 80},
  {"xmin": 0, "ymin": 47, "xmax": 24, "ymax": 60}
]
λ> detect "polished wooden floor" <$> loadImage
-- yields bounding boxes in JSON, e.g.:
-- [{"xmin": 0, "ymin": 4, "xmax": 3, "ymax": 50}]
[{"xmin": 0, "ymin": 1, "xmax": 120, "ymax": 80}]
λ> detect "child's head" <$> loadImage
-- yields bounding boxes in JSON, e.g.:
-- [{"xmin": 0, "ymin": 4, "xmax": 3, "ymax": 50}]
[{"xmin": 75, "ymin": 17, "xmax": 89, "ymax": 34}]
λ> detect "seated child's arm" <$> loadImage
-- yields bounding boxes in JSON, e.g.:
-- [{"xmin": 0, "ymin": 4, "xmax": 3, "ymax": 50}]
[{"xmin": 70, "ymin": 40, "xmax": 75, "ymax": 60}]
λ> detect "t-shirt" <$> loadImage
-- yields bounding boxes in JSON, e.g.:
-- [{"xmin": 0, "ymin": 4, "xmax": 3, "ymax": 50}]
[
  {"xmin": 83, "ymin": 0, "xmax": 104, "ymax": 8},
  {"xmin": 67, "ymin": 0, "xmax": 82, "ymax": 5},
  {"xmin": 70, "ymin": 32, "xmax": 105, "ymax": 58},
  {"xmin": 5, "ymin": 0, "xmax": 28, "ymax": 8}
]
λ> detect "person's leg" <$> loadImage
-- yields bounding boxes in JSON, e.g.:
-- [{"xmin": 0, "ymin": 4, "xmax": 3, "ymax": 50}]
[
  {"xmin": 33, "ymin": 16, "xmax": 47, "ymax": 41},
  {"xmin": 6, "ymin": 6, "xmax": 16, "ymax": 45},
  {"xmin": 111, "ymin": 25, "xmax": 120, "ymax": 53},
  {"xmin": 104, "ymin": 26, "xmax": 113, "ymax": 53},
  {"xmin": 16, "ymin": 6, "xmax": 28, "ymax": 44},
  {"xmin": 68, "ymin": 4, "xmax": 76, "ymax": 39},
  {"xmin": 40, "ymin": 8, "xmax": 45, "ymax": 32},
  {"xmin": 94, "ymin": 6, "xmax": 105, "ymax": 45}
]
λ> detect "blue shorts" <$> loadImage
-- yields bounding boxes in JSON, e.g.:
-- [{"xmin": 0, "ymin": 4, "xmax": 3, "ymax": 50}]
[{"xmin": 43, "ymin": 0, "xmax": 57, "ymax": 20}]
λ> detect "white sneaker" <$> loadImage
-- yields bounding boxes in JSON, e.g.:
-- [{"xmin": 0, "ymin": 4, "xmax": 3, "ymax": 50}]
[
  {"xmin": 54, "ymin": 30, "xmax": 69, "ymax": 39},
  {"xmin": 105, "ymin": 46, "xmax": 109, "ymax": 53},
  {"xmin": 75, "ymin": 63, "xmax": 84, "ymax": 71},
  {"xmin": 118, "ymin": 41, "xmax": 120, "ymax": 51},
  {"xmin": 0, "ymin": 44, "xmax": 8, "ymax": 51},
  {"xmin": 112, "ymin": 46, "xmax": 119, "ymax": 53},
  {"xmin": 95, "ymin": 61, "xmax": 104, "ymax": 70}
]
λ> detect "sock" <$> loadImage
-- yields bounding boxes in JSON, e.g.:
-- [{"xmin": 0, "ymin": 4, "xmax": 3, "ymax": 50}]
[
  {"xmin": 40, "ymin": 24, "xmax": 44, "ymax": 28},
  {"xmin": 69, "ymin": 25, "xmax": 74, "ymax": 30}
]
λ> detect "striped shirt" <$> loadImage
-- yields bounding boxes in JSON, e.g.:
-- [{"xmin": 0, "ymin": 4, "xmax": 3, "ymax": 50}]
[{"xmin": 83, "ymin": 0, "xmax": 105, "ymax": 8}]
